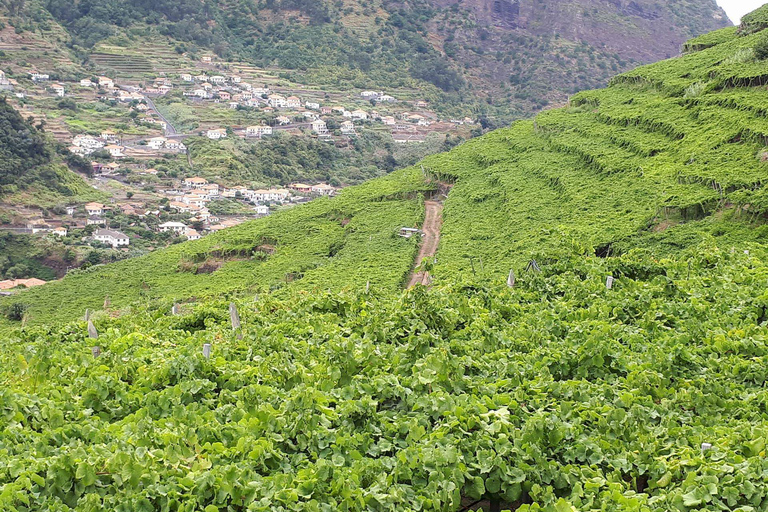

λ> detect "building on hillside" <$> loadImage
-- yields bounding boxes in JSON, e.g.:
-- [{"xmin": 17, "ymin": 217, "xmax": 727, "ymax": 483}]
[
  {"xmin": 98, "ymin": 76, "xmax": 114, "ymax": 88},
  {"xmin": 268, "ymin": 94, "xmax": 287, "ymax": 108},
  {"xmin": 184, "ymin": 177, "xmax": 208, "ymax": 189},
  {"xmin": 276, "ymin": 115, "xmax": 291, "ymax": 125},
  {"xmin": 286, "ymin": 96, "xmax": 301, "ymax": 108},
  {"xmin": 351, "ymin": 109, "xmax": 368, "ymax": 120},
  {"xmin": 185, "ymin": 228, "xmax": 201, "ymax": 240},
  {"xmin": 206, "ymin": 128, "xmax": 227, "ymax": 140},
  {"xmin": 306, "ymin": 101, "xmax": 320, "ymax": 110},
  {"xmin": 311, "ymin": 119, "xmax": 328, "ymax": 134},
  {"xmin": 340, "ymin": 120, "xmax": 355, "ymax": 135},
  {"xmin": 311, "ymin": 183, "xmax": 336, "ymax": 196},
  {"xmin": 100, "ymin": 130, "xmax": 118, "ymax": 142},
  {"xmin": 50, "ymin": 84, "xmax": 65, "ymax": 97},
  {"xmin": 254, "ymin": 205, "xmax": 269, "ymax": 216},
  {"xmin": 320, "ymin": 106, "xmax": 332, "ymax": 115},
  {"xmin": 180, "ymin": 73, "xmax": 193, "ymax": 82},
  {"xmin": 147, "ymin": 137, "xmax": 167, "ymax": 150},
  {"xmin": 104, "ymin": 145, "xmax": 125, "ymax": 158},
  {"xmin": 202, "ymin": 183, "xmax": 220, "ymax": 196},
  {"xmin": 360, "ymin": 91, "xmax": 380, "ymax": 98},
  {"xmin": 218, "ymin": 91, "xmax": 231, "ymax": 100},
  {"xmin": 85, "ymin": 202, "xmax": 105, "ymax": 216},
  {"xmin": 246, "ymin": 125, "xmax": 273, "ymax": 138},
  {"xmin": 289, "ymin": 183, "xmax": 313, "ymax": 194},
  {"xmin": 222, "ymin": 185, "xmax": 248, "ymax": 198},
  {"xmin": 30, "ymin": 73, "xmax": 49, "ymax": 82},
  {"xmin": 79, "ymin": 79, "xmax": 95, "ymax": 87},
  {"xmin": 93, "ymin": 229, "xmax": 129, "ymax": 248},
  {"xmin": 86, "ymin": 216, "xmax": 106, "ymax": 226},
  {"xmin": 377, "ymin": 94, "xmax": 396, "ymax": 103},
  {"xmin": 165, "ymin": 140, "xmax": 186, "ymax": 151},
  {"xmin": 158, "ymin": 221, "xmax": 187, "ymax": 234},
  {"xmin": 210, "ymin": 75, "xmax": 226, "ymax": 84},
  {"xmin": 201, "ymin": 55, "xmax": 213, "ymax": 63},
  {"xmin": 52, "ymin": 227, "xmax": 68, "ymax": 237}
]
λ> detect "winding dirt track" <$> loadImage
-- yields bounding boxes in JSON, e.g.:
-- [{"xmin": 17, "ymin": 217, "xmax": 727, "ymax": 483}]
[{"xmin": 407, "ymin": 200, "xmax": 443, "ymax": 288}]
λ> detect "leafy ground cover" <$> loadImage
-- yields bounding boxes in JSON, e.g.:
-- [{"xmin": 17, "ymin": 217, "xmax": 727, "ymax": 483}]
[{"xmin": 3, "ymin": 245, "xmax": 768, "ymax": 510}]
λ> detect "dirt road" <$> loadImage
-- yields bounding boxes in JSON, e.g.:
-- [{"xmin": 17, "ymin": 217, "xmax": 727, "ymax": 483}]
[{"xmin": 407, "ymin": 200, "xmax": 443, "ymax": 288}]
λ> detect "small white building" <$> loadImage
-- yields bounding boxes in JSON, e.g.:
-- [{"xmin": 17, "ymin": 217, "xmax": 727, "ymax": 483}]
[
  {"xmin": 80, "ymin": 79, "xmax": 95, "ymax": 87},
  {"xmin": 104, "ymin": 145, "xmax": 125, "ymax": 158},
  {"xmin": 210, "ymin": 75, "xmax": 226, "ymax": 84},
  {"xmin": 147, "ymin": 137, "xmax": 167, "ymax": 150},
  {"xmin": 286, "ymin": 96, "xmax": 301, "ymax": 108},
  {"xmin": 158, "ymin": 221, "xmax": 187, "ymax": 234},
  {"xmin": 268, "ymin": 94, "xmax": 287, "ymax": 108},
  {"xmin": 180, "ymin": 73, "xmax": 193, "ymax": 82},
  {"xmin": 254, "ymin": 205, "xmax": 269, "ymax": 216},
  {"xmin": 93, "ymin": 229, "xmax": 129, "ymax": 248},
  {"xmin": 340, "ymin": 120, "xmax": 355, "ymax": 135},
  {"xmin": 85, "ymin": 202, "xmax": 105, "ymax": 216},
  {"xmin": 98, "ymin": 76, "xmax": 114, "ymax": 88},
  {"xmin": 246, "ymin": 125, "xmax": 273, "ymax": 138},
  {"xmin": 305, "ymin": 101, "xmax": 320, "ymax": 110},
  {"xmin": 184, "ymin": 177, "xmax": 208, "ymax": 189},
  {"xmin": 185, "ymin": 228, "xmax": 201, "ymax": 240},
  {"xmin": 206, "ymin": 128, "xmax": 227, "ymax": 140},
  {"xmin": 311, "ymin": 119, "xmax": 328, "ymax": 134},
  {"xmin": 351, "ymin": 109, "xmax": 368, "ymax": 120}
]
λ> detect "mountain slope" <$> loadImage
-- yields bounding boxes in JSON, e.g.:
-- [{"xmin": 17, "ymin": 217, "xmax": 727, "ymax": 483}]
[
  {"xmin": 3, "ymin": 5, "xmax": 767, "ymax": 327},
  {"xmin": 0, "ymin": 97, "xmax": 102, "ymax": 206},
  {"xmin": 7, "ymin": 0, "xmax": 730, "ymax": 119}
]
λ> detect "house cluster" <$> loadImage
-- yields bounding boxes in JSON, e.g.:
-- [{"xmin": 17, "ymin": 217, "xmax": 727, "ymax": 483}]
[
  {"xmin": 158, "ymin": 221, "xmax": 201, "ymax": 241},
  {"xmin": 68, "ymin": 129, "xmax": 124, "ymax": 157},
  {"xmin": 182, "ymin": 73, "xmax": 267, "ymax": 109}
]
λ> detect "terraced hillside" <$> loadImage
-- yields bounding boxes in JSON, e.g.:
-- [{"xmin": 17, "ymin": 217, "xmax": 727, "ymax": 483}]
[
  {"xmin": 13, "ymin": 0, "xmax": 730, "ymax": 119},
  {"xmin": 4, "ymin": 7, "xmax": 768, "ymax": 327},
  {"xmin": 4, "ymin": 9, "xmax": 768, "ymax": 511}
]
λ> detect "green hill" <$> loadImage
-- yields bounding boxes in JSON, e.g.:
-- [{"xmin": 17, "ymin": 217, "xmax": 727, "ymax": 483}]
[
  {"xmin": 0, "ymin": 97, "xmax": 102, "ymax": 206},
  {"xmin": 4, "ymin": 7, "xmax": 768, "ymax": 327},
  {"xmin": 5, "ymin": 0, "xmax": 730, "ymax": 120},
  {"xmin": 2, "ymin": 7, "xmax": 768, "ymax": 511}
]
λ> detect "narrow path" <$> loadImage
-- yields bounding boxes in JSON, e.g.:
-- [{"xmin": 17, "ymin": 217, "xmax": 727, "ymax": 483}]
[
  {"xmin": 143, "ymin": 96, "xmax": 177, "ymax": 135},
  {"xmin": 407, "ymin": 200, "xmax": 443, "ymax": 288}
]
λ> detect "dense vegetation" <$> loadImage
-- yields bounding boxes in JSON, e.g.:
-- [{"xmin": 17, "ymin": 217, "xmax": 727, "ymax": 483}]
[
  {"xmin": 0, "ymin": 97, "xmax": 101, "ymax": 205},
  {"xmin": 2, "ymin": 8, "xmax": 768, "ymax": 511},
  {"xmin": 12, "ymin": 0, "xmax": 728, "ymax": 119}
]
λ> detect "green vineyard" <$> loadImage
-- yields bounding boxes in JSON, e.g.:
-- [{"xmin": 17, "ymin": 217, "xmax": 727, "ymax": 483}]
[{"xmin": 3, "ymin": 5, "xmax": 768, "ymax": 511}]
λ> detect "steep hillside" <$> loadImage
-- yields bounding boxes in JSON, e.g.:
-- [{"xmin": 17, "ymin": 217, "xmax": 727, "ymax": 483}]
[
  {"xmin": 0, "ymin": 97, "xmax": 102, "ymax": 206},
  {"xmin": 4, "ymin": 0, "xmax": 730, "ymax": 119},
  {"xmin": 3, "ymin": 9, "xmax": 768, "ymax": 511},
  {"xmin": 3, "ymin": 6, "xmax": 767, "ymax": 327}
]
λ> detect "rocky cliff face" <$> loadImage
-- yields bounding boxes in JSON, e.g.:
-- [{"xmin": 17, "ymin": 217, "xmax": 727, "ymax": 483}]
[{"xmin": 424, "ymin": 0, "xmax": 730, "ymax": 113}]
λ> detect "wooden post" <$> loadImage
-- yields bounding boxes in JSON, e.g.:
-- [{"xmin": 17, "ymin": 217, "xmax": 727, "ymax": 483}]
[
  {"xmin": 91, "ymin": 346, "xmax": 101, "ymax": 357},
  {"xmin": 202, "ymin": 343, "xmax": 212, "ymax": 359},
  {"xmin": 469, "ymin": 257, "xmax": 476, "ymax": 277},
  {"xmin": 172, "ymin": 304, "xmax": 179, "ymax": 315},
  {"xmin": 103, "ymin": 295, "xmax": 110, "ymax": 308},
  {"xmin": 84, "ymin": 309, "xmax": 90, "ymax": 322},
  {"xmin": 365, "ymin": 281, "xmax": 370, "ymax": 293},
  {"xmin": 606, "ymin": 276, "xmax": 614, "ymax": 289},
  {"xmin": 87, "ymin": 320, "xmax": 98, "ymax": 339},
  {"xmin": 507, "ymin": 269, "xmax": 515, "ymax": 288},
  {"xmin": 229, "ymin": 302, "xmax": 242, "ymax": 339}
]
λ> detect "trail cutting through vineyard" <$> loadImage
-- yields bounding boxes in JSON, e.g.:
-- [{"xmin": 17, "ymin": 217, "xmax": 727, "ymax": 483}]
[{"xmin": 407, "ymin": 200, "xmax": 443, "ymax": 288}]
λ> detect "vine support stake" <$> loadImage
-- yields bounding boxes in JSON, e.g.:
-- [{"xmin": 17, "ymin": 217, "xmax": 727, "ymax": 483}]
[
  {"xmin": 172, "ymin": 304, "xmax": 179, "ymax": 315},
  {"xmin": 365, "ymin": 281, "xmax": 370, "ymax": 293},
  {"xmin": 606, "ymin": 276, "xmax": 614, "ymax": 289},
  {"xmin": 84, "ymin": 309, "xmax": 90, "ymax": 322},
  {"xmin": 229, "ymin": 303, "xmax": 242, "ymax": 339},
  {"xmin": 91, "ymin": 346, "xmax": 101, "ymax": 358},
  {"xmin": 104, "ymin": 296, "xmax": 110, "ymax": 309},
  {"xmin": 507, "ymin": 269, "xmax": 515, "ymax": 288},
  {"xmin": 202, "ymin": 343, "xmax": 212, "ymax": 359},
  {"xmin": 87, "ymin": 320, "xmax": 98, "ymax": 339},
  {"xmin": 701, "ymin": 442, "xmax": 712, "ymax": 454}
]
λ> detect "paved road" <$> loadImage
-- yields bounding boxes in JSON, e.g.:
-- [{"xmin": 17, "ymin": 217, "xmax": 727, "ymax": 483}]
[
  {"xmin": 407, "ymin": 200, "xmax": 443, "ymax": 288},
  {"xmin": 143, "ymin": 95, "xmax": 177, "ymax": 136}
]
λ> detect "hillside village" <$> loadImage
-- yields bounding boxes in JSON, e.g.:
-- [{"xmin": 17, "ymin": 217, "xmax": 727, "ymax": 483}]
[{"xmin": 0, "ymin": 47, "xmax": 477, "ymax": 289}]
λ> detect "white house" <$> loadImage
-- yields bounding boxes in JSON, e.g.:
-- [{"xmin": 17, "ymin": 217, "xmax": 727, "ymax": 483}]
[
  {"xmin": 206, "ymin": 128, "xmax": 227, "ymax": 140},
  {"xmin": 340, "ymin": 120, "xmax": 356, "ymax": 135},
  {"xmin": 100, "ymin": 130, "xmax": 118, "ymax": 142},
  {"xmin": 246, "ymin": 125, "xmax": 272, "ymax": 138},
  {"xmin": 184, "ymin": 177, "xmax": 208, "ymax": 189},
  {"xmin": 185, "ymin": 228, "xmax": 201, "ymax": 240},
  {"xmin": 360, "ymin": 91, "xmax": 380, "ymax": 98},
  {"xmin": 311, "ymin": 183, "xmax": 335, "ymax": 195},
  {"xmin": 202, "ymin": 183, "xmax": 220, "ymax": 197},
  {"xmin": 351, "ymin": 109, "xmax": 368, "ymax": 120},
  {"xmin": 50, "ymin": 84, "xmax": 65, "ymax": 97},
  {"xmin": 93, "ymin": 229, "xmax": 129, "ymax": 248},
  {"xmin": 180, "ymin": 73, "xmax": 193, "ymax": 82},
  {"xmin": 268, "ymin": 94, "xmax": 287, "ymax": 108},
  {"xmin": 193, "ymin": 88, "xmax": 209, "ymax": 99},
  {"xmin": 377, "ymin": 94, "xmax": 396, "ymax": 103},
  {"xmin": 158, "ymin": 221, "xmax": 187, "ymax": 234},
  {"xmin": 210, "ymin": 75, "xmax": 226, "ymax": 84},
  {"xmin": 30, "ymin": 73, "xmax": 49, "ymax": 82},
  {"xmin": 286, "ymin": 96, "xmax": 301, "ymax": 108},
  {"xmin": 230, "ymin": 75, "xmax": 242, "ymax": 83},
  {"xmin": 311, "ymin": 119, "xmax": 328, "ymax": 134},
  {"xmin": 52, "ymin": 227, "xmax": 68, "ymax": 237},
  {"xmin": 80, "ymin": 79, "xmax": 95, "ymax": 87},
  {"xmin": 98, "ymin": 76, "xmax": 114, "ymax": 88},
  {"xmin": 305, "ymin": 101, "xmax": 320, "ymax": 110},
  {"xmin": 147, "ymin": 137, "xmax": 167, "ymax": 149},
  {"xmin": 222, "ymin": 185, "xmax": 248, "ymax": 198},
  {"xmin": 73, "ymin": 134, "xmax": 104, "ymax": 152},
  {"xmin": 194, "ymin": 74, "xmax": 208, "ymax": 82},
  {"xmin": 85, "ymin": 201, "xmax": 106, "ymax": 216},
  {"xmin": 254, "ymin": 205, "xmax": 269, "ymax": 216},
  {"xmin": 104, "ymin": 145, "xmax": 125, "ymax": 158}
]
